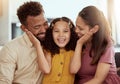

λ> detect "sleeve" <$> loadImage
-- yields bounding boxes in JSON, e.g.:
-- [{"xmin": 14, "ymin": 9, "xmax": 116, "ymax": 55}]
[
  {"xmin": 0, "ymin": 46, "xmax": 17, "ymax": 84},
  {"xmin": 99, "ymin": 45, "xmax": 115, "ymax": 64}
]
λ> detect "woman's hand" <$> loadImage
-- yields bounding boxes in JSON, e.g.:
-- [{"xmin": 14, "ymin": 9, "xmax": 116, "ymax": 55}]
[
  {"xmin": 77, "ymin": 29, "xmax": 94, "ymax": 45},
  {"xmin": 25, "ymin": 29, "xmax": 40, "ymax": 47}
]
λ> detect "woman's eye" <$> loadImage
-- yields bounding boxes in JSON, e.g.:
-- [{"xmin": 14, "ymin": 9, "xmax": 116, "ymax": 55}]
[
  {"xmin": 64, "ymin": 30, "xmax": 69, "ymax": 32},
  {"xmin": 53, "ymin": 30, "xmax": 59, "ymax": 32}
]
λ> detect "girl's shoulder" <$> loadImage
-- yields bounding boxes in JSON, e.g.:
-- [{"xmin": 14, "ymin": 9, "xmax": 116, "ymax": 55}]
[{"xmin": 43, "ymin": 49, "xmax": 51, "ymax": 57}]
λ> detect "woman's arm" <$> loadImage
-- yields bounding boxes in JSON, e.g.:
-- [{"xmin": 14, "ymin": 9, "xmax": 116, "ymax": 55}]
[
  {"xmin": 70, "ymin": 30, "xmax": 94, "ymax": 74},
  {"xmin": 84, "ymin": 63, "xmax": 110, "ymax": 84},
  {"xmin": 70, "ymin": 40, "xmax": 83, "ymax": 74},
  {"xmin": 25, "ymin": 29, "xmax": 51, "ymax": 74}
]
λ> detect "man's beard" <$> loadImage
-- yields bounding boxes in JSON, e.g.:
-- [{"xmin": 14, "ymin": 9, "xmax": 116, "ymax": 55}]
[
  {"xmin": 37, "ymin": 37, "xmax": 45, "ymax": 46},
  {"xmin": 36, "ymin": 32, "xmax": 46, "ymax": 46}
]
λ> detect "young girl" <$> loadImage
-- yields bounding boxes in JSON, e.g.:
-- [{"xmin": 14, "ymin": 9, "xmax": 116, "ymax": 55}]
[
  {"xmin": 25, "ymin": 17, "xmax": 78, "ymax": 84},
  {"xmin": 71, "ymin": 6, "xmax": 120, "ymax": 84}
]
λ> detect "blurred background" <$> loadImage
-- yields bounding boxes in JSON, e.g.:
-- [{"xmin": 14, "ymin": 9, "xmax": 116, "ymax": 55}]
[{"xmin": 0, "ymin": 0, "xmax": 120, "ymax": 52}]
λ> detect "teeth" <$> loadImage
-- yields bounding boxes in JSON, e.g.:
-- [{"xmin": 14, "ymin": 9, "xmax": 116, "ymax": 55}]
[
  {"xmin": 77, "ymin": 34, "xmax": 82, "ymax": 37},
  {"xmin": 58, "ymin": 38, "xmax": 65, "ymax": 43}
]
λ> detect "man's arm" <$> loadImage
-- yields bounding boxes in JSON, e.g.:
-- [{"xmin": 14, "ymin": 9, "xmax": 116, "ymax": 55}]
[{"xmin": 0, "ymin": 46, "xmax": 16, "ymax": 84}]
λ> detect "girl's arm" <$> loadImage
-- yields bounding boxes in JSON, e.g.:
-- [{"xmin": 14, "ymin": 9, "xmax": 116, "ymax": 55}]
[
  {"xmin": 84, "ymin": 63, "xmax": 110, "ymax": 84},
  {"xmin": 70, "ymin": 30, "xmax": 94, "ymax": 74},
  {"xmin": 70, "ymin": 40, "xmax": 83, "ymax": 74},
  {"xmin": 35, "ymin": 44, "xmax": 51, "ymax": 74},
  {"xmin": 44, "ymin": 50, "xmax": 52, "ymax": 73},
  {"xmin": 25, "ymin": 29, "xmax": 51, "ymax": 74}
]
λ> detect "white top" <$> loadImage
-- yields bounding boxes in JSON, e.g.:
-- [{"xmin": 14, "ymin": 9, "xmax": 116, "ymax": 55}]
[{"xmin": 0, "ymin": 33, "xmax": 42, "ymax": 84}]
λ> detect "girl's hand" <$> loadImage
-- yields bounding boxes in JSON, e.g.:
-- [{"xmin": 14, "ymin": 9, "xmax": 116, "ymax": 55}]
[{"xmin": 25, "ymin": 29, "xmax": 40, "ymax": 47}]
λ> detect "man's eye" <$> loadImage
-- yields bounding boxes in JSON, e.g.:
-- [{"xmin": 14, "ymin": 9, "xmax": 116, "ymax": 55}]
[
  {"xmin": 44, "ymin": 23, "xmax": 48, "ymax": 26},
  {"xmin": 34, "ymin": 26, "xmax": 40, "ymax": 29}
]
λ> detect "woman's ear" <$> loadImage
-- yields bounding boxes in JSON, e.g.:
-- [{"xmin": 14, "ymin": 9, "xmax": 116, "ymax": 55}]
[
  {"xmin": 20, "ymin": 25, "xmax": 26, "ymax": 32},
  {"xmin": 90, "ymin": 25, "xmax": 99, "ymax": 33}
]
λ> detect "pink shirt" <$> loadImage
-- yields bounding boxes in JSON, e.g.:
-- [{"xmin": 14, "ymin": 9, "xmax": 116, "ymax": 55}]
[{"xmin": 75, "ymin": 44, "xmax": 120, "ymax": 84}]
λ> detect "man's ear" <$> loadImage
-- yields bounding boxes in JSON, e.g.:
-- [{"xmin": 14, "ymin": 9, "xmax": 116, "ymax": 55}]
[
  {"xmin": 20, "ymin": 25, "xmax": 26, "ymax": 32},
  {"xmin": 90, "ymin": 25, "xmax": 99, "ymax": 33}
]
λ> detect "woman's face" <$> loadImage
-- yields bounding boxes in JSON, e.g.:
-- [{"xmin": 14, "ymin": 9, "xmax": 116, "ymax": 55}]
[
  {"xmin": 52, "ymin": 21, "xmax": 71, "ymax": 48},
  {"xmin": 75, "ymin": 16, "xmax": 90, "ymax": 38}
]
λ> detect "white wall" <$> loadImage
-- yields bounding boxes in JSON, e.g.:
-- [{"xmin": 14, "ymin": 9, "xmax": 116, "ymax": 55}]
[
  {"xmin": 10, "ymin": 0, "xmax": 107, "ymax": 22},
  {"xmin": 39, "ymin": 0, "xmax": 107, "ymax": 22},
  {"xmin": 0, "ymin": 0, "xmax": 107, "ymax": 46},
  {"xmin": 114, "ymin": 0, "xmax": 120, "ymax": 44},
  {"xmin": 10, "ymin": 0, "xmax": 31, "ymax": 23},
  {"xmin": 0, "ymin": 0, "xmax": 2, "ymax": 16},
  {"xmin": 0, "ymin": 0, "xmax": 11, "ymax": 45},
  {"xmin": 0, "ymin": 0, "xmax": 31, "ymax": 45}
]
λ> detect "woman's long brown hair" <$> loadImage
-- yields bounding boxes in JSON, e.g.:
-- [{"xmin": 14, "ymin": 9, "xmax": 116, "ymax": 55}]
[{"xmin": 78, "ymin": 6, "xmax": 112, "ymax": 65}]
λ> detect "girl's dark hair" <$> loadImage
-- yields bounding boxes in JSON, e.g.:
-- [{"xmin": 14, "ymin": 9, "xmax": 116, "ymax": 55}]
[
  {"xmin": 17, "ymin": 1, "xmax": 44, "ymax": 25},
  {"xmin": 78, "ymin": 6, "xmax": 112, "ymax": 65},
  {"xmin": 43, "ymin": 17, "xmax": 78, "ymax": 55}
]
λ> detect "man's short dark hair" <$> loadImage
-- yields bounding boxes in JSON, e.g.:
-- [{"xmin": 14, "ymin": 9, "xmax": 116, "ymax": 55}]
[{"xmin": 17, "ymin": 1, "xmax": 44, "ymax": 25}]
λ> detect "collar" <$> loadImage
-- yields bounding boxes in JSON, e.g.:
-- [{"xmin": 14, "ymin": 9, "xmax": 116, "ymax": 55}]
[
  {"xmin": 23, "ymin": 33, "xmax": 33, "ymax": 47},
  {"xmin": 60, "ymin": 49, "xmax": 66, "ymax": 53}
]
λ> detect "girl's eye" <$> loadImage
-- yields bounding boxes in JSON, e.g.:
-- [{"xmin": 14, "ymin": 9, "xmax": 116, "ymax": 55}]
[
  {"xmin": 64, "ymin": 30, "xmax": 69, "ymax": 32},
  {"xmin": 53, "ymin": 30, "xmax": 59, "ymax": 32},
  {"xmin": 55, "ymin": 31, "xmax": 59, "ymax": 32},
  {"xmin": 64, "ymin": 28, "xmax": 70, "ymax": 32}
]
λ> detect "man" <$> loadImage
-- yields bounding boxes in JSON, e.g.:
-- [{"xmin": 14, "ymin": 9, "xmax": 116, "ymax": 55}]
[{"xmin": 0, "ymin": 1, "xmax": 48, "ymax": 84}]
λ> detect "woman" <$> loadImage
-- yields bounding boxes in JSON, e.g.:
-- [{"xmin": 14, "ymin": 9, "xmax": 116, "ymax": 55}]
[{"xmin": 71, "ymin": 6, "xmax": 120, "ymax": 84}]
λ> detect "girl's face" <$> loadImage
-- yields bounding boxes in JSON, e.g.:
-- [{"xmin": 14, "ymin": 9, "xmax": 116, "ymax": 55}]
[
  {"xmin": 52, "ymin": 21, "xmax": 71, "ymax": 48},
  {"xmin": 75, "ymin": 16, "xmax": 90, "ymax": 38}
]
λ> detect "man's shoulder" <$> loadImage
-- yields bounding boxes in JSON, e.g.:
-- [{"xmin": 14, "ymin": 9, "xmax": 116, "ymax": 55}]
[{"xmin": 4, "ymin": 35, "xmax": 24, "ymax": 48}]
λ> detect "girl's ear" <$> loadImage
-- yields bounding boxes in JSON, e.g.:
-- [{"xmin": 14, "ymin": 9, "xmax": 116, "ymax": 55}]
[
  {"xmin": 20, "ymin": 25, "xmax": 26, "ymax": 32},
  {"xmin": 90, "ymin": 25, "xmax": 99, "ymax": 33}
]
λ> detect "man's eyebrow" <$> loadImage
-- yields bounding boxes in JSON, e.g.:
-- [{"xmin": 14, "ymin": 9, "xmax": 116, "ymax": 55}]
[{"xmin": 44, "ymin": 21, "xmax": 48, "ymax": 23}]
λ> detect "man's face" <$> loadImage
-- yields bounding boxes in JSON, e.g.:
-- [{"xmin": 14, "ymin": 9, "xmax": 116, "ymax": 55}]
[{"xmin": 25, "ymin": 13, "xmax": 48, "ymax": 42}]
